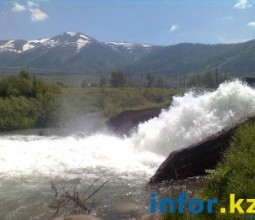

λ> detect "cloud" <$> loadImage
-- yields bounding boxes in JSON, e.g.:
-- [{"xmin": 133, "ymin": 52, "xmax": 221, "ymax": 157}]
[
  {"xmin": 10, "ymin": 1, "xmax": 49, "ymax": 22},
  {"xmin": 170, "ymin": 24, "xmax": 179, "ymax": 32},
  {"xmin": 27, "ymin": 1, "xmax": 39, "ymax": 8},
  {"xmin": 247, "ymin": 21, "xmax": 255, "ymax": 27},
  {"xmin": 11, "ymin": 3, "xmax": 26, "ymax": 12},
  {"xmin": 234, "ymin": 0, "xmax": 252, "ymax": 9},
  {"xmin": 29, "ymin": 7, "xmax": 48, "ymax": 22},
  {"xmin": 27, "ymin": 1, "xmax": 49, "ymax": 22}
]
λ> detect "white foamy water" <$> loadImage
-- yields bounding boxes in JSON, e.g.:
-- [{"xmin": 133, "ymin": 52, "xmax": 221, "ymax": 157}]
[
  {"xmin": 0, "ymin": 80, "xmax": 255, "ymax": 179},
  {"xmin": 132, "ymin": 80, "xmax": 255, "ymax": 155},
  {"xmin": 0, "ymin": 135, "xmax": 163, "ymax": 178}
]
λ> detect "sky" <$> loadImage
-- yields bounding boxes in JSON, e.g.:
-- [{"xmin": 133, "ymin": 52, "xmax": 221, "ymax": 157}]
[{"xmin": 1, "ymin": 0, "xmax": 255, "ymax": 45}]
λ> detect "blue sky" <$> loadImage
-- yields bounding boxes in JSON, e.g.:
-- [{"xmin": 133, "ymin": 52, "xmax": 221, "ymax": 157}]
[{"xmin": 1, "ymin": 0, "xmax": 255, "ymax": 45}]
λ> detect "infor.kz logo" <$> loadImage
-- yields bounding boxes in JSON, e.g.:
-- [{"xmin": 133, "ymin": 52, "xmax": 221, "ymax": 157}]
[{"xmin": 150, "ymin": 193, "xmax": 255, "ymax": 216}]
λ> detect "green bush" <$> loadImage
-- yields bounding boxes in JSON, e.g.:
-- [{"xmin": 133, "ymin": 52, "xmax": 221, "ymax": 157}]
[
  {"xmin": 0, "ymin": 71, "xmax": 60, "ymax": 130},
  {"xmin": 0, "ymin": 96, "xmax": 40, "ymax": 130}
]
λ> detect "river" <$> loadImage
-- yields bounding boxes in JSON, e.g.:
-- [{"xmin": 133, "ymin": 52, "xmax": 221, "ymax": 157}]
[{"xmin": 0, "ymin": 80, "xmax": 255, "ymax": 219}]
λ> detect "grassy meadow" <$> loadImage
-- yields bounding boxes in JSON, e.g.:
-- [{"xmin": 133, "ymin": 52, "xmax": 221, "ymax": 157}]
[
  {"xmin": 0, "ymin": 71, "xmax": 186, "ymax": 130},
  {"xmin": 60, "ymin": 87, "xmax": 184, "ymax": 118}
]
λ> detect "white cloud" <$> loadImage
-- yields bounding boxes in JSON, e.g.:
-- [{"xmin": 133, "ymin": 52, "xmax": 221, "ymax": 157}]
[
  {"xmin": 247, "ymin": 21, "xmax": 255, "ymax": 27},
  {"xmin": 27, "ymin": 1, "xmax": 49, "ymax": 22},
  {"xmin": 10, "ymin": 1, "xmax": 49, "ymax": 22},
  {"xmin": 27, "ymin": 1, "xmax": 39, "ymax": 8},
  {"xmin": 12, "ymin": 3, "xmax": 26, "ymax": 12},
  {"xmin": 170, "ymin": 24, "xmax": 179, "ymax": 32},
  {"xmin": 29, "ymin": 7, "xmax": 48, "ymax": 22},
  {"xmin": 234, "ymin": 0, "xmax": 252, "ymax": 9}
]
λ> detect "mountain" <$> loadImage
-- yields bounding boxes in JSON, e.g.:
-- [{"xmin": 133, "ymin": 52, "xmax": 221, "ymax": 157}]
[
  {"xmin": 125, "ymin": 40, "xmax": 255, "ymax": 76},
  {"xmin": 2, "ymin": 32, "xmax": 255, "ymax": 76},
  {"xmin": 0, "ymin": 32, "xmax": 159, "ymax": 74}
]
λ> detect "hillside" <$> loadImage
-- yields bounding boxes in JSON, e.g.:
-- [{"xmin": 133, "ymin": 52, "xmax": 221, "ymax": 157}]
[{"xmin": 126, "ymin": 40, "xmax": 255, "ymax": 76}]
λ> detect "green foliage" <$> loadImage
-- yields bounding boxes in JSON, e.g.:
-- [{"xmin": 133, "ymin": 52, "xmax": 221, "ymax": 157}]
[
  {"xmin": 162, "ymin": 119, "xmax": 255, "ymax": 220},
  {"xmin": 60, "ymin": 87, "xmax": 184, "ymax": 118},
  {"xmin": 188, "ymin": 70, "xmax": 229, "ymax": 88},
  {"xmin": 146, "ymin": 74, "xmax": 155, "ymax": 88},
  {"xmin": 206, "ymin": 120, "xmax": 255, "ymax": 200},
  {"xmin": 156, "ymin": 76, "xmax": 165, "ymax": 88},
  {"xmin": 0, "ymin": 71, "xmax": 60, "ymax": 130},
  {"xmin": 0, "ymin": 96, "xmax": 40, "ymax": 130},
  {"xmin": 99, "ymin": 75, "xmax": 107, "ymax": 87},
  {"xmin": 109, "ymin": 71, "xmax": 127, "ymax": 87},
  {"xmin": 196, "ymin": 119, "xmax": 255, "ymax": 219}
]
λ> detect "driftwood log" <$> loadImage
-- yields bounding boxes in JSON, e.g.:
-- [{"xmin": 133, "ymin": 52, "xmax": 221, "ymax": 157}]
[
  {"xmin": 107, "ymin": 107, "xmax": 162, "ymax": 135},
  {"xmin": 149, "ymin": 114, "xmax": 255, "ymax": 184}
]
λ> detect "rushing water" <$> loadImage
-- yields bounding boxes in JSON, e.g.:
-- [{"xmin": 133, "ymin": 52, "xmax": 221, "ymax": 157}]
[{"xmin": 1, "ymin": 80, "xmax": 255, "ymax": 219}]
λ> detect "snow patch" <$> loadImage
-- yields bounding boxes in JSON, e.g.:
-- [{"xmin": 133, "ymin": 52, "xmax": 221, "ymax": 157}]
[
  {"xmin": 80, "ymin": 34, "xmax": 91, "ymax": 40},
  {"xmin": 66, "ymin": 32, "xmax": 77, "ymax": 36},
  {"xmin": 107, "ymin": 42, "xmax": 135, "ymax": 49},
  {"xmin": 44, "ymin": 39, "xmax": 59, "ymax": 47},
  {"xmin": 0, "ymin": 40, "xmax": 21, "ymax": 53},
  {"xmin": 107, "ymin": 42, "xmax": 152, "ymax": 49},
  {"xmin": 76, "ymin": 38, "xmax": 90, "ymax": 51},
  {"xmin": 22, "ymin": 38, "xmax": 49, "ymax": 51},
  {"xmin": 141, "ymin": 44, "xmax": 152, "ymax": 48}
]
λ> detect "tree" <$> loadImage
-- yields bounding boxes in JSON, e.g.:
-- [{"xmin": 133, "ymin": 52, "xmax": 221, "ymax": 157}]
[
  {"xmin": 99, "ymin": 75, "xmax": 106, "ymax": 87},
  {"xmin": 146, "ymin": 74, "xmax": 155, "ymax": 88},
  {"xmin": 0, "ymin": 70, "xmax": 60, "ymax": 130},
  {"xmin": 109, "ymin": 71, "xmax": 127, "ymax": 87},
  {"xmin": 203, "ymin": 71, "xmax": 215, "ymax": 88},
  {"xmin": 156, "ymin": 76, "xmax": 164, "ymax": 88}
]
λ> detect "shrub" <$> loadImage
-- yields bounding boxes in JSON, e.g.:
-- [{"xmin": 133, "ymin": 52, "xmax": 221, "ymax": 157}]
[{"xmin": 0, "ymin": 71, "xmax": 60, "ymax": 130}]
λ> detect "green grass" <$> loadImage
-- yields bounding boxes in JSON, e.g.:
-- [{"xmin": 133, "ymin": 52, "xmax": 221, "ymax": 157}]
[
  {"xmin": 205, "ymin": 118, "xmax": 255, "ymax": 210},
  {"xmin": 59, "ymin": 87, "xmax": 185, "ymax": 118}
]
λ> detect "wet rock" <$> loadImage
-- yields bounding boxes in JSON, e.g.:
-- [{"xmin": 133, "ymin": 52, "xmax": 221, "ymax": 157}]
[
  {"xmin": 107, "ymin": 107, "xmax": 162, "ymax": 135},
  {"xmin": 149, "ymin": 114, "xmax": 255, "ymax": 184}
]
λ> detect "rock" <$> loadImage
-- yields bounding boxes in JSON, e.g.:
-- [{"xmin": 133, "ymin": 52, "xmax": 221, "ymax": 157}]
[
  {"xmin": 149, "ymin": 114, "xmax": 255, "ymax": 184},
  {"xmin": 107, "ymin": 107, "xmax": 162, "ymax": 135},
  {"xmin": 54, "ymin": 215, "xmax": 102, "ymax": 220}
]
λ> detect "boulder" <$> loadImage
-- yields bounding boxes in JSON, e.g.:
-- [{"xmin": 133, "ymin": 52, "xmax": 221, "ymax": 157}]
[
  {"xmin": 107, "ymin": 107, "xmax": 162, "ymax": 135},
  {"xmin": 149, "ymin": 114, "xmax": 255, "ymax": 184}
]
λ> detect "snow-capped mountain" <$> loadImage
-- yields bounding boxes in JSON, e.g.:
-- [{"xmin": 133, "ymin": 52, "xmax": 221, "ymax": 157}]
[
  {"xmin": 0, "ymin": 32, "xmax": 159, "ymax": 73},
  {"xmin": 0, "ymin": 32, "xmax": 94, "ymax": 54}
]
